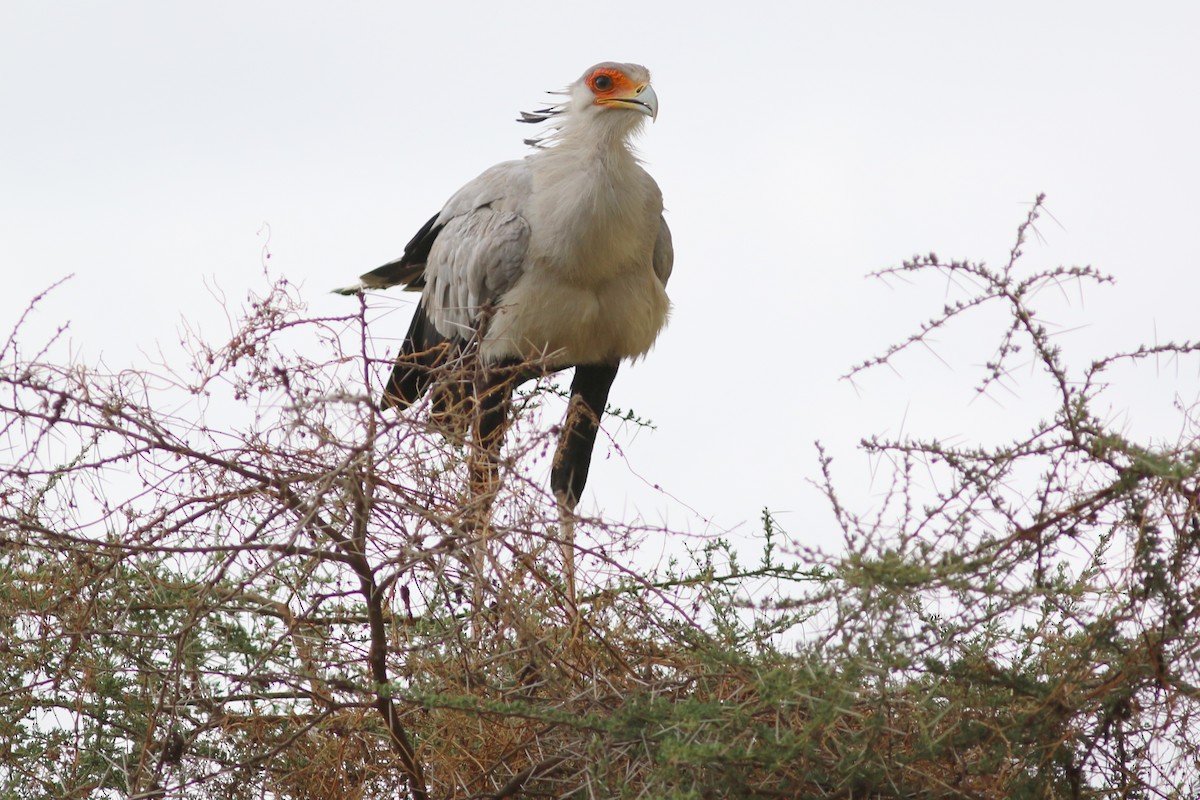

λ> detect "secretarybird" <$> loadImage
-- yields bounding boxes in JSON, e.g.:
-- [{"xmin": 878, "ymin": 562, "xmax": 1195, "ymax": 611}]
[{"xmin": 337, "ymin": 62, "xmax": 672, "ymax": 599}]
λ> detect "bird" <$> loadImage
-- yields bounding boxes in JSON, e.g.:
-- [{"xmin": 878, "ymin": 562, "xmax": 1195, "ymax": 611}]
[{"xmin": 336, "ymin": 62, "xmax": 673, "ymax": 600}]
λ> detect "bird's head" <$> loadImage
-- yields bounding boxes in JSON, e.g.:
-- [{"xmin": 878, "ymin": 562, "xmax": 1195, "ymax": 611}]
[
  {"xmin": 519, "ymin": 62, "xmax": 657, "ymax": 147},
  {"xmin": 574, "ymin": 62, "xmax": 657, "ymax": 121}
]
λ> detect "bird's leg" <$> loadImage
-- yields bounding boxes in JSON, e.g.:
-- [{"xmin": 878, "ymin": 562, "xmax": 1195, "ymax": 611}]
[
  {"xmin": 550, "ymin": 363, "xmax": 619, "ymax": 607},
  {"xmin": 464, "ymin": 368, "xmax": 515, "ymax": 606},
  {"xmin": 554, "ymin": 495, "xmax": 578, "ymax": 612}
]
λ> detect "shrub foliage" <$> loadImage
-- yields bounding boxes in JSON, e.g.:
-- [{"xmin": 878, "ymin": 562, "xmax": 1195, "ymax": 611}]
[{"xmin": 2, "ymin": 196, "xmax": 1198, "ymax": 798}]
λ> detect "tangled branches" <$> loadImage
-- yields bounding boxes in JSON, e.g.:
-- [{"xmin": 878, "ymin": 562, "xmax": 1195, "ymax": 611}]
[{"xmin": 2, "ymin": 197, "xmax": 1199, "ymax": 798}]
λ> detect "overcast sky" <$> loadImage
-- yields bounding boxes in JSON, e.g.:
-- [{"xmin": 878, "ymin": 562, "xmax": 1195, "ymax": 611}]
[{"xmin": 3, "ymin": 1, "xmax": 1199, "ymax": 557}]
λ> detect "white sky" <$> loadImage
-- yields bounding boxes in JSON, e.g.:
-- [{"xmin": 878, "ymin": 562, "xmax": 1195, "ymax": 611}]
[{"xmin": 3, "ymin": 1, "xmax": 1199, "ymax": 557}]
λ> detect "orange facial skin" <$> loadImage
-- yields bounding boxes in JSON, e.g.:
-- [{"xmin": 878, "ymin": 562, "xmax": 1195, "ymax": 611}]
[{"xmin": 585, "ymin": 66, "xmax": 656, "ymax": 118}]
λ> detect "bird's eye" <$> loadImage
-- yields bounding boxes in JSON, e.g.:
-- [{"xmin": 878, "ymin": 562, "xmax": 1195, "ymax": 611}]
[{"xmin": 592, "ymin": 73, "xmax": 614, "ymax": 92}]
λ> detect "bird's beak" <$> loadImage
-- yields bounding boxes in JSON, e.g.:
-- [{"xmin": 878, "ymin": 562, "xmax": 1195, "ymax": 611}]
[{"xmin": 602, "ymin": 84, "xmax": 658, "ymax": 121}]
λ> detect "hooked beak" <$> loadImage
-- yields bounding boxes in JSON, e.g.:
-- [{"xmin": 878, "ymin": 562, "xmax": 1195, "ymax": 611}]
[{"xmin": 600, "ymin": 84, "xmax": 658, "ymax": 121}]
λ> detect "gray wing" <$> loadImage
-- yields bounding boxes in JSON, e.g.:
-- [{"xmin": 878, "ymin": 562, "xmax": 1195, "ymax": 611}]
[
  {"xmin": 419, "ymin": 160, "xmax": 532, "ymax": 342},
  {"xmin": 423, "ymin": 201, "xmax": 530, "ymax": 342},
  {"xmin": 653, "ymin": 214, "xmax": 673, "ymax": 288},
  {"xmin": 336, "ymin": 159, "xmax": 532, "ymax": 345},
  {"xmin": 334, "ymin": 159, "xmax": 534, "ymax": 409}
]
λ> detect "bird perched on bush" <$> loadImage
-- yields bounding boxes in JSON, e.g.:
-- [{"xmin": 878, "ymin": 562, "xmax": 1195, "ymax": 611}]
[{"xmin": 337, "ymin": 62, "xmax": 672, "ymax": 599}]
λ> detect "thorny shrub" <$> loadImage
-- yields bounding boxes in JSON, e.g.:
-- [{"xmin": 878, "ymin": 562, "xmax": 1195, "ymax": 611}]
[{"xmin": 1, "ymin": 196, "xmax": 1198, "ymax": 799}]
